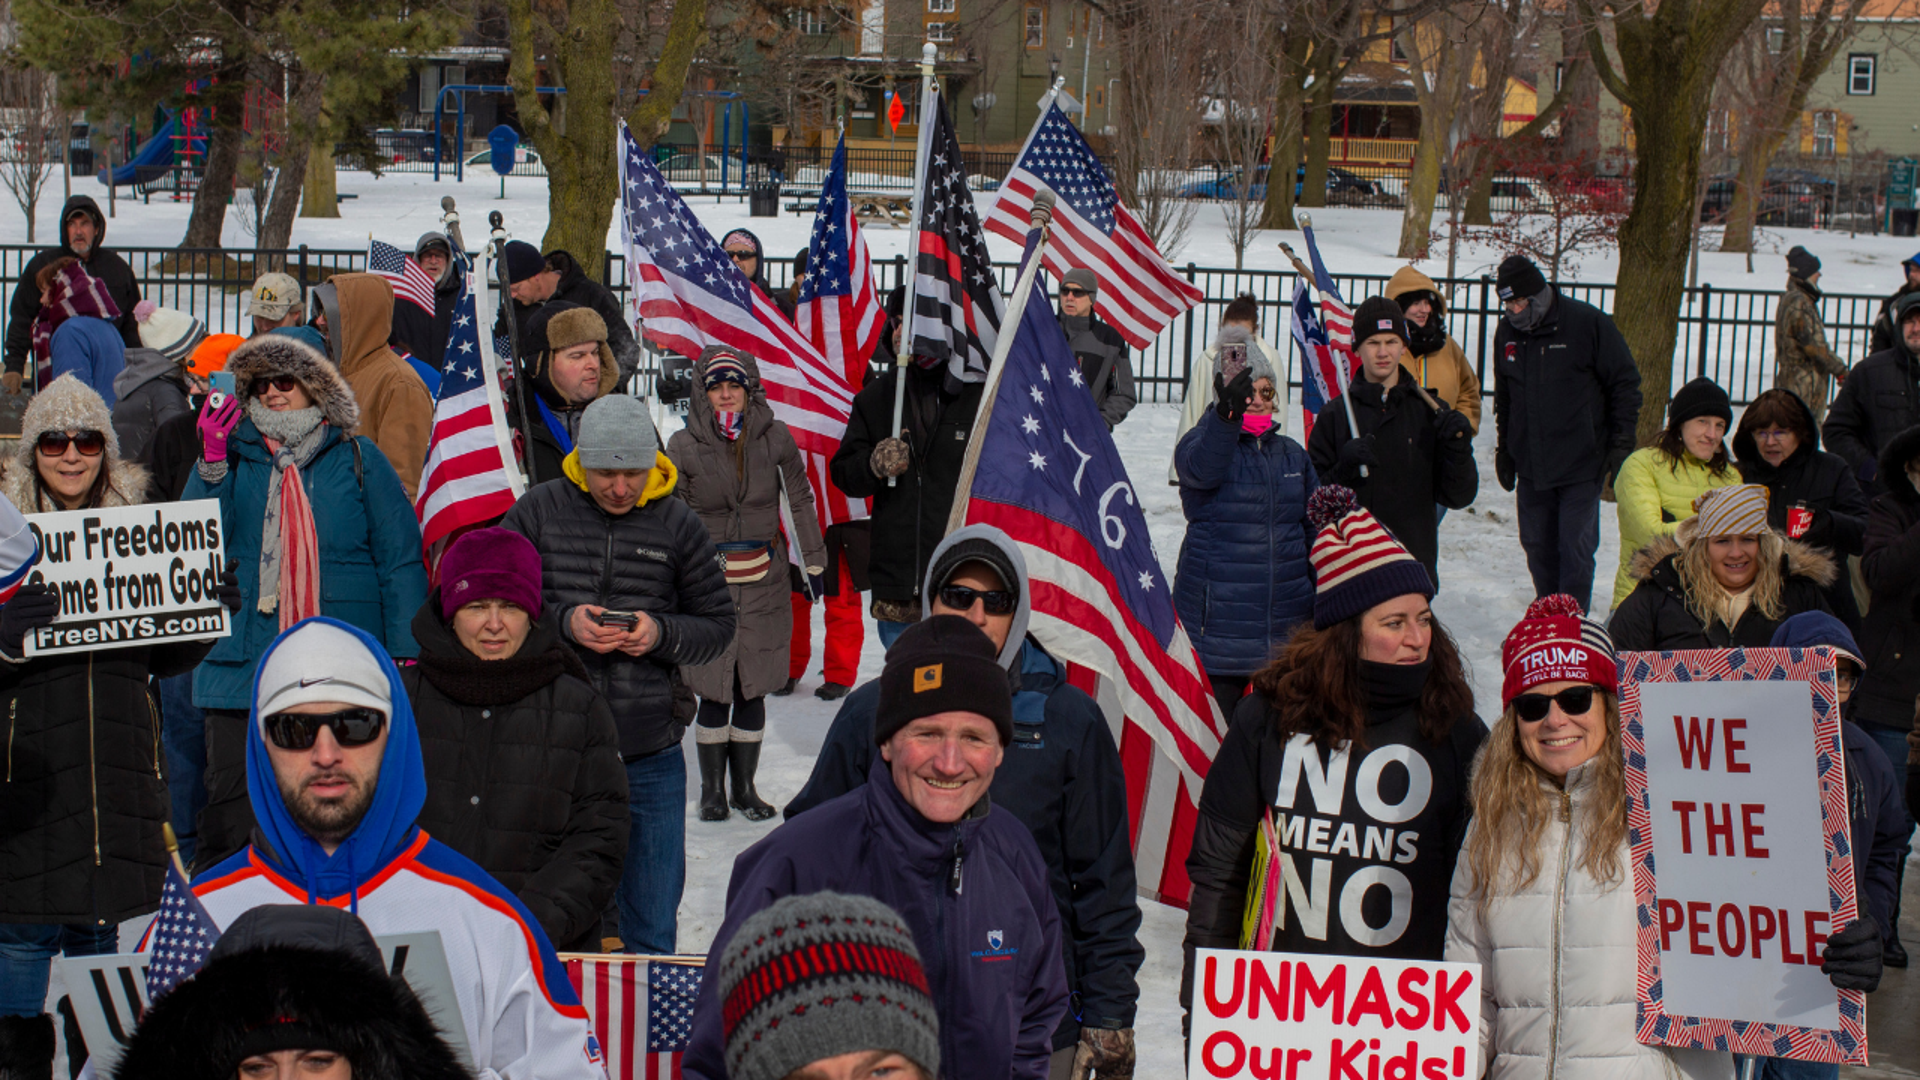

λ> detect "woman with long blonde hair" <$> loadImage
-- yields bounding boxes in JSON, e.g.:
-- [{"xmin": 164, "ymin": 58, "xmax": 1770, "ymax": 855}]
[{"xmin": 1445, "ymin": 595, "xmax": 1732, "ymax": 1080}]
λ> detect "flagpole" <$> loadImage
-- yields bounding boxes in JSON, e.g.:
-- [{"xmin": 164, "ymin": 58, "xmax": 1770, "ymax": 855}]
[
  {"xmin": 888, "ymin": 41, "xmax": 940, "ymax": 489},
  {"xmin": 490, "ymin": 209, "xmax": 539, "ymax": 487},
  {"xmin": 945, "ymin": 189, "xmax": 1057, "ymax": 535}
]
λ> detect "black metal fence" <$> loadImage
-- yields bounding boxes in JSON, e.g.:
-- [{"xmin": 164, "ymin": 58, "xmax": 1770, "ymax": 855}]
[{"xmin": 0, "ymin": 244, "xmax": 1885, "ymax": 408}]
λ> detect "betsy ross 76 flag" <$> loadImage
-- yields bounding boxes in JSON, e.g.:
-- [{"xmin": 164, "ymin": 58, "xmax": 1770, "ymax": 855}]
[{"xmin": 955, "ymin": 235, "xmax": 1225, "ymax": 905}]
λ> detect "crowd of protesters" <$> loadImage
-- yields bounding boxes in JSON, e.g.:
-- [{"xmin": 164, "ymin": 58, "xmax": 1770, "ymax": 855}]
[{"xmin": 0, "ymin": 212, "xmax": 1916, "ymax": 1080}]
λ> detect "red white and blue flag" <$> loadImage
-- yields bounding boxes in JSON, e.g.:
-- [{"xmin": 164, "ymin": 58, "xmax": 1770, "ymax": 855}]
[
  {"xmin": 794, "ymin": 134, "xmax": 883, "ymax": 527},
  {"xmin": 1290, "ymin": 282, "xmax": 1346, "ymax": 442},
  {"xmin": 617, "ymin": 123, "xmax": 856, "ymax": 518},
  {"xmin": 415, "ymin": 254, "xmax": 523, "ymax": 571},
  {"xmin": 1301, "ymin": 223, "xmax": 1354, "ymax": 355},
  {"xmin": 984, "ymin": 102, "xmax": 1202, "ymax": 348},
  {"xmin": 907, "ymin": 94, "xmax": 1003, "ymax": 387},
  {"xmin": 566, "ymin": 955, "xmax": 702, "ymax": 1080},
  {"xmin": 0, "ymin": 492, "xmax": 38, "ymax": 604},
  {"xmin": 956, "ymin": 234, "xmax": 1225, "ymax": 906},
  {"xmin": 145, "ymin": 859, "xmax": 221, "ymax": 1001},
  {"xmin": 367, "ymin": 239, "xmax": 437, "ymax": 315}
]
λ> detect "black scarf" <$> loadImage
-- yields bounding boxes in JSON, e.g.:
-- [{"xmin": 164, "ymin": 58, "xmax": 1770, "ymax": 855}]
[
  {"xmin": 416, "ymin": 631, "xmax": 591, "ymax": 706},
  {"xmin": 1358, "ymin": 657, "xmax": 1431, "ymax": 718},
  {"xmin": 1407, "ymin": 316, "xmax": 1447, "ymax": 357}
]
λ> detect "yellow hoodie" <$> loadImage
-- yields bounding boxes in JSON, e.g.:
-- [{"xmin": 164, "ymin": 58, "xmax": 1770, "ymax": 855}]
[{"xmin": 562, "ymin": 448, "xmax": 680, "ymax": 508}]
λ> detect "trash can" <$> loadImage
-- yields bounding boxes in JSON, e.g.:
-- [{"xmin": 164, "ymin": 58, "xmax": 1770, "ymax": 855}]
[
  {"xmin": 749, "ymin": 182, "xmax": 780, "ymax": 217},
  {"xmin": 1894, "ymin": 208, "xmax": 1919, "ymax": 237}
]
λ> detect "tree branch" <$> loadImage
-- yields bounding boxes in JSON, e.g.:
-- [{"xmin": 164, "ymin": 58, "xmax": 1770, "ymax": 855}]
[
  {"xmin": 505, "ymin": 0, "xmax": 554, "ymax": 142},
  {"xmin": 1573, "ymin": 0, "xmax": 1634, "ymax": 107},
  {"xmin": 626, "ymin": 0, "xmax": 708, "ymax": 143}
]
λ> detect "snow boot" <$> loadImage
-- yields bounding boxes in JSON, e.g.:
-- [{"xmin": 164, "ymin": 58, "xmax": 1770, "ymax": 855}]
[
  {"xmin": 0, "ymin": 1013, "xmax": 55, "ymax": 1080},
  {"xmin": 814, "ymin": 682, "xmax": 852, "ymax": 701},
  {"xmin": 727, "ymin": 741, "xmax": 777, "ymax": 821},
  {"xmin": 697, "ymin": 740, "xmax": 730, "ymax": 821},
  {"xmin": 770, "ymin": 677, "xmax": 800, "ymax": 697}
]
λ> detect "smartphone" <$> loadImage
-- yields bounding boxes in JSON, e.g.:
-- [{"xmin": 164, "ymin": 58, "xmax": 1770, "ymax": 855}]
[
  {"xmin": 594, "ymin": 609, "xmax": 640, "ymax": 630},
  {"xmin": 207, "ymin": 370, "xmax": 236, "ymax": 409},
  {"xmin": 1219, "ymin": 343, "xmax": 1250, "ymax": 384}
]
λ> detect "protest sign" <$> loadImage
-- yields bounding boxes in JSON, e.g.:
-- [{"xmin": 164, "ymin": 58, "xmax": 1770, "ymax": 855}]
[
  {"xmin": 1189, "ymin": 949, "xmax": 1480, "ymax": 1080},
  {"xmin": 1620, "ymin": 646, "xmax": 1866, "ymax": 1065},
  {"xmin": 22, "ymin": 499, "xmax": 230, "ymax": 657},
  {"xmin": 58, "ymin": 931, "xmax": 473, "ymax": 1076}
]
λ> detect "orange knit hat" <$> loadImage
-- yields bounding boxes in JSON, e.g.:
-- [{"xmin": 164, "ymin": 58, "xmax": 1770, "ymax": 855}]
[{"xmin": 187, "ymin": 333, "xmax": 245, "ymax": 378}]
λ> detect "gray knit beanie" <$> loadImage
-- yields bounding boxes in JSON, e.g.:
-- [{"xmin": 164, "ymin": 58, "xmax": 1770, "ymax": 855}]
[
  {"xmin": 1212, "ymin": 323, "xmax": 1276, "ymax": 384},
  {"xmin": 717, "ymin": 892, "xmax": 940, "ymax": 1080},
  {"xmin": 574, "ymin": 394, "xmax": 658, "ymax": 470}
]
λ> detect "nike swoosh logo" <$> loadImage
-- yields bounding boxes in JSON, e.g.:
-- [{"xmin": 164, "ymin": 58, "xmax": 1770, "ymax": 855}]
[{"xmin": 299, "ymin": 676, "xmax": 333, "ymax": 687}]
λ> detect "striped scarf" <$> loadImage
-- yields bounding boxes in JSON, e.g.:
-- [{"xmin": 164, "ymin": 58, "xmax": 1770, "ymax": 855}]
[
  {"xmin": 714, "ymin": 409, "xmax": 744, "ymax": 441},
  {"xmin": 30, "ymin": 263, "xmax": 120, "ymax": 391},
  {"xmin": 250, "ymin": 402, "xmax": 326, "ymax": 630}
]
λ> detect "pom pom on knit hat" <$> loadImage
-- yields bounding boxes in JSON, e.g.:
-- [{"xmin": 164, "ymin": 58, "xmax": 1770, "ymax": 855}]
[
  {"xmin": 1501, "ymin": 593, "xmax": 1618, "ymax": 706},
  {"xmin": 1525, "ymin": 594, "xmax": 1585, "ymax": 620},
  {"xmin": 1305, "ymin": 484, "xmax": 1435, "ymax": 629},
  {"xmin": 1307, "ymin": 484, "xmax": 1360, "ymax": 532}
]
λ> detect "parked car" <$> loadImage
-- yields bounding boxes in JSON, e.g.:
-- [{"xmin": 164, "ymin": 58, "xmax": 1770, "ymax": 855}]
[
  {"xmin": 1176, "ymin": 163, "xmax": 1382, "ymax": 202},
  {"xmin": 655, "ymin": 152, "xmax": 760, "ymax": 183},
  {"xmin": 1700, "ymin": 168, "xmax": 1834, "ymax": 228}
]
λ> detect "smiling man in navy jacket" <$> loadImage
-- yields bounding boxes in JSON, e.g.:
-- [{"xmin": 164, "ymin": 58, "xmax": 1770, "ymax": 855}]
[{"xmin": 683, "ymin": 615, "xmax": 1068, "ymax": 1080}]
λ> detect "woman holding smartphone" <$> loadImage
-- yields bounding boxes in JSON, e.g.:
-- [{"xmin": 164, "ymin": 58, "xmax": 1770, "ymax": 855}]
[
  {"xmin": 183, "ymin": 332, "xmax": 428, "ymax": 871},
  {"xmin": 1172, "ymin": 338, "xmax": 1319, "ymax": 716}
]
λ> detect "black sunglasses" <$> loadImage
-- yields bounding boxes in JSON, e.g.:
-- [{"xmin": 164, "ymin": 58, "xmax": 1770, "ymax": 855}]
[
  {"xmin": 939, "ymin": 584, "xmax": 1017, "ymax": 616},
  {"xmin": 264, "ymin": 707, "xmax": 387, "ymax": 751},
  {"xmin": 1059, "ymin": 287, "xmax": 1090, "ymax": 298},
  {"xmin": 1512, "ymin": 686, "xmax": 1597, "ymax": 723},
  {"xmin": 36, "ymin": 430, "xmax": 105, "ymax": 457},
  {"xmin": 726, "ymin": 250, "xmax": 756, "ymax": 262},
  {"xmin": 250, "ymin": 375, "xmax": 303, "ymax": 396}
]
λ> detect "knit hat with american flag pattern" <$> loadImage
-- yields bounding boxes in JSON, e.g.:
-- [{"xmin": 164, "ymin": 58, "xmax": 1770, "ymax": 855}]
[{"xmin": 1306, "ymin": 485, "xmax": 1435, "ymax": 629}]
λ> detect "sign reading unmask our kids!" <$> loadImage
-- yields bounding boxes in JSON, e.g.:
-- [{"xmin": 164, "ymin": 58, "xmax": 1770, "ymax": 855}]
[
  {"xmin": 1621, "ymin": 646, "xmax": 1867, "ymax": 1065},
  {"xmin": 22, "ymin": 500, "xmax": 230, "ymax": 657},
  {"xmin": 1189, "ymin": 950, "xmax": 1481, "ymax": 1080}
]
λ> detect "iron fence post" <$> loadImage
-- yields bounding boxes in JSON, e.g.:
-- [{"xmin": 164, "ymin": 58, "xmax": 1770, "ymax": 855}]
[
  {"xmin": 1183, "ymin": 263, "xmax": 1197, "ymax": 405},
  {"xmin": 1696, "ymin": 283, "xmax": 1712, "ymax": 380}
]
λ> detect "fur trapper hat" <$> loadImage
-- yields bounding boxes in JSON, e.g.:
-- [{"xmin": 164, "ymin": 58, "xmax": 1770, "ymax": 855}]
[
  {"xmin": 522, "ymin": 302, "xmax": 618, "ymax": 405},
  {"xmin": 2, "ymin": 374, "xmax": 151, "ymax": 512},
  {"xmin": 225, "ymin": 332, "xmax": 361, "ymax": 432}
]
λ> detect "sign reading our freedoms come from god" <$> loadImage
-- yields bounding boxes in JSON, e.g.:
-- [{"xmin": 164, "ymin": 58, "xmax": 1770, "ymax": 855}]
[
  {"xmin": 21, "ymin": 500, "xmax": 230, "ymax": 657},
  {"xmin": 1620, "ymin": 646, "xmax": 1867, "ymax": 1064}
]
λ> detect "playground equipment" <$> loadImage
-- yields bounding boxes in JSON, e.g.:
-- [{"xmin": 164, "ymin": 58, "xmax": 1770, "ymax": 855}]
[{"xmin": 97, "ymin": 112, "xmax": 201, "ymax": 188}]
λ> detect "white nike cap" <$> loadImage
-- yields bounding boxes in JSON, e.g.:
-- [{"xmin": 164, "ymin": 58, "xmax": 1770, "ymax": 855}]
[{"xmin": 255, "ymin": 620, "xmax": 394, "ymax": 723}]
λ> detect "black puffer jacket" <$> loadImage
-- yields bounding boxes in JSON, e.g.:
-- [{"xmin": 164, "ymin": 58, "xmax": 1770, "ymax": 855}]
[
  {"xmin": 499, "ymin": 459, "xmax": 735, "ymax": 758},
  {"xmin": 405, "ymin": 598, "xmax": 629, "ymax": 952},
  {"xmin": 1854, "ymin": 425, "xmax": 1920, "ymax": 736},
  {"xmin": 1181, "ymin": 665, "xmax": 1487, "ymax": 1021},
  {"xmin": 1606, "ymin": 534, "xmax": 1836, "ymax": 652},
  {"xmin": 1492, "ymin": 290, "xmax": 1642, "ymax": 489},
  {"xmin": 1869, "ymin": 281, "xmax": 1920, "ymax": 356},
  {"xmin": 1307, "ymin": 365, "xmax": 1477, "ymax": 583},
  {"xmin": 1823, "ymin": 345, "xmax": 1920, "ymax": 496},
  {"xmin": 828, "ymin": 363, "xmax": 983, "ymax": 605},
  {"xmin": 4, "ymin": 196, "xmax": 142, "ymax": 370},
  {"xmin": 1733, "ymin": 392, "xmax": 1870, "ymax": 627}
]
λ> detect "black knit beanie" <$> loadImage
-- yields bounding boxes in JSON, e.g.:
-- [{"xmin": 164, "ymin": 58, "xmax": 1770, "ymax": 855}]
[
  {"xmin": 1495, "ymin": 255, "xmax": 1548, "ymax": 302},
  {"xmin": 1667, "ymin": 376, "xmax": 1733, "ymax": 428},
  {"xmin": 1351, "ymin": 295, "xmax": 1408, "ymax": 346},
  {"xmin": 1786, "ymin": 245, "xmax": 1821, "ymax": 280},
  {"xmin": 503, "ymin": 240, "xmax": 546, "ymax": 284},
  {"xmin": 874, "ymin": 615, "xmax": 1013, "ymax": 746}
]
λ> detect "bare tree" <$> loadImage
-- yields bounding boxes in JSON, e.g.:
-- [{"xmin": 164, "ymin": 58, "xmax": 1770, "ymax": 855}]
[
  {"xmin": 1213, "ymin": 2, "xmax": 1280, "ymax": 270},
  {"xmin": 0, "ymin": 64, "xmax": 67, "ymax": 244},
  {"xmin": 1110, "ymin": 0, "xmax": 1203, "ymax": 257},
  {"xmin": 1394, "ymin": 2, "xmax": 1480, "ymax": 258}
]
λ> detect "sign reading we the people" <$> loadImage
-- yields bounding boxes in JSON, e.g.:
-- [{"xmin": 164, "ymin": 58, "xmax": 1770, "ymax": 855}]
[
  {"xmin": 1189, "ymin": 950, "xmax": 1481, "ymax": 1080},
  {"xmin": 1621, "ymin": 646, "xmax": 1867, "ymax": 1064},
  {"xmin": 22, "ymin": 500, "xmax": 230, "ymax": 657}
]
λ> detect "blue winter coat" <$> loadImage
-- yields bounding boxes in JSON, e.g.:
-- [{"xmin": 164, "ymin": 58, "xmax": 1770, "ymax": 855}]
[
  {"xmin": 49, "ymin": 316, "xmax": 125, "ymax": 408},
  {"xmin": 1173, "ymin": 410, "xmax": 1318, "ymax": 677},
  {"xmin": 184, "ymin": 419, "xmax": 427, "ymax": 709},
  {"xmin": 684, "ymin": 758, "xmax": 1070, "ymax": 1080}
]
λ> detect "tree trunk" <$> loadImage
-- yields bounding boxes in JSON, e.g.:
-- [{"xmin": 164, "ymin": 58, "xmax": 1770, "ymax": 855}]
[
  {"xmin": 259, "ymin": 74, "xmax": 326, "ymax": 261},
  {"xmin": 179, "ymin": 121, "xmax": 243, "ymax": 249},
  {"xmin": 1398, "ymin": 124, "xmax": 1445, "ymax": 258},
  {"xmin": 1299, "ymin": 70, "xmax": 1335, "ymax": 210},
  {"xmin": 627, "ymin": 0, "xmax": 709, "ymax": 145},
  {"xmin": 1257, "ymin": 36, "xmax": 1312, "ymax": 230},
  {"xmin": 302, "ymin": 142, "xmax": 338, "ymax": 218},
  {"xmin": 1718, "ymin": 127, "xmax": 1785, "ymax": 253}
]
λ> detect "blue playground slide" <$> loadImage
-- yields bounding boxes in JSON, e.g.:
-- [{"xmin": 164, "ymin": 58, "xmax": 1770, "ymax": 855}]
[{"xmin": 96, "ymin": 114, "xmax": 203, "ymax": 187}]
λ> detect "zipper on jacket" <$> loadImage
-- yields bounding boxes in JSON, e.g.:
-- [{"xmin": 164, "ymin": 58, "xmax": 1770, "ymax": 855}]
[
  {"xmin": 147, "ymin": 690, "xmax": 164, "ymax": 780},
  {"xmin": 89, "ymin": 654, "xmax": 101, "ymax": 866},
  {"xmin": 5, "ymin": 697, "xmax": 14, "ymax": 782},
  {"xmin": 1546, "ymin": 788, "xmax": 1573, "ymax": 1079},
  {"xmin": 948, "ymin": 830, "xmax": 966, "ymax": 895}
]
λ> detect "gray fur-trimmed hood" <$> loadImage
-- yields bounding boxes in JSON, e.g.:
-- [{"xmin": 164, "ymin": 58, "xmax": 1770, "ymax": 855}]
[
  {"xmin": 1, "ymin": 373, "xmax": 151, "ymax": 512},
  {"xmin": 226, "ymin": 332, "xmax": 362, "ymax": 432}
]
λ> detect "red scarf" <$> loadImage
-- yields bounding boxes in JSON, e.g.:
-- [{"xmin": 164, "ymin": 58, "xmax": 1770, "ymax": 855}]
[
  {"xmin": 262, "ymin": 436, "xmax": 321, "ymax": 630},
  {"xmin": 30, "ymin": 263, "xmax": 119, "ymax": 390}
]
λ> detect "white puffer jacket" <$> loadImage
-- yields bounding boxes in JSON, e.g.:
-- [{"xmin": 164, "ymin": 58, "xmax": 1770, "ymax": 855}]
[{"xmin": 1444, "ymin": 760, "xmax": 1735, "ymax": 1080}]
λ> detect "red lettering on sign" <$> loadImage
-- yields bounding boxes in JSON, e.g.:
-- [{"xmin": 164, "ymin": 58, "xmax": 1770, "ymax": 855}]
[
  {"xmin": 1749, "ymin": 905, "xmax": 1777, "ymax": 959},
  {"xmin": 1780, "ymin": 909, "xmax": 1804, "ymax": 964},
  {"xmin": 1687, "ymin": 901, "xmax": 1714, "ymax": 955},
  {"xmin": 1295, "ymin": 963, "xmax": 1346, "ymax": 1025},
  {"xmin": 1704, "ymin": 803, "xmax": 1735, "ymax": 856},
  {"xmin": 1717, "ymin": 903, "xmax": 1746, "ymax": 956},
  {"xmin": 1329, "ymin": 1037, "xmax": 1365, "ymax": 1080},
  {"xmin": 1203, "ymin": 954, "xmax": 1244, "ymax": 1017},
  {"xmin": 1675, "ymin": 716, "xmax": 1715, "ymax": 768},
  {"xmin": 1722, "ymin": 718, "xmax": 1751, "ymax": 772},
  {"xmin": 1672, "ymin": 801, "xmax": 1698, "ymax": 853},
  {"xmin": 1393, "ymin": 968, "xmax": 1430, "ymax": 1029},
  {"xmin": 1348, "ymin": 967, "xmax": 1394, "ymax": 1028},
  {"xmin": 1249, "ymin": 958, "xmax": 1288, "ymax": 1021},
  {"xmin": 1246, "ymin": 1046, "xmax": 1288, "ymax": 1080},
  {"xmin": 1740, "ymin": 804, "xmax": 1769, "ymax": 858},
  {"xmin": 1432, "ymin": 970, "xmax": 1473, "ymax": 1033},
  {"xmin": 1200, "ymin": 1030, "xmax": 1245, "ymax": 1077},
  {"xmin": 1805, "ymin": 911, "xmax": 1829, "ymax": 962},
  {"xmin": 1659, "ymin": 899, "xmax": 1685, "ymax": 950}
]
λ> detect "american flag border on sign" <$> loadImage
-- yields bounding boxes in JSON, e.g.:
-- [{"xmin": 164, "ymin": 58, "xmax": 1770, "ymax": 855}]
[{"xmin": 1618, "ymin": 647, "xmax": 1867, "ymax": 1065}]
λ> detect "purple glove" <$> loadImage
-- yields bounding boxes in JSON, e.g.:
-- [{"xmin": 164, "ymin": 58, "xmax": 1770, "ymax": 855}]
[{"xmin": 197, "ymin": 395, "xmax": 243, "ymax": 463}]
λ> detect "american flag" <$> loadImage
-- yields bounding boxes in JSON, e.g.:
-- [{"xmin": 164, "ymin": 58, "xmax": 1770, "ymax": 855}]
[
  {"xmin": 368, "ymin": 239, "xmax": 438, "ymax": 315},
  {"xmin": 984, "ymin": 102, "xmax": 1202, "ymax": 349},
  {"xmin": 794, "ymin": 134, "xmax": 883, "ymax": 528},
  {"xmin": 908, "ymin": 94, "xmax": 1003, "ymax": 386},
  {"xmin": 617, "ymin": 123, "xmax": 856, "ymax": 516},
  {"xmin": 145, "ymin": 859, "xmax": 221, "ymax": 1000},
  {"xmin": 415, "ymin": 255, "xmax": 524, "ymax": 570},
  {"xmin": 1301, "ymin": 224, "xmax": 1353, "ymax": 355},
  {"xmin": 0, "ymin": 494, "xmax": 39, "ymax": 604},
  {"xmin": 956, "ymin": 235, "xmax": 1225, "ymax": 905},
  {"xmin": 1289, "ymin": 282, "xmax": 1351, "ymax": 442},
  {"xmin": 566, "ymin": 956, "xmax": 703, "ymax": 1080}
]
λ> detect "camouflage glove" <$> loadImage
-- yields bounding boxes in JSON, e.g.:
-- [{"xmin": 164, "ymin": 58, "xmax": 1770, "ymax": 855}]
[
  {"xmin": 870, "ymin": 436, "xmax": 911, "ymax": 479},
  {"xmin": 1070, "ymin": 1026, "xmax": 1135, "ymax": 1079}
]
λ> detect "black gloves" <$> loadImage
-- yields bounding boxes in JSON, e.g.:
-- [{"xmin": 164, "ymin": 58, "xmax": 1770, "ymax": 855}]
[
  {"xmin": 1495, "ymin": 448, "xmax": 1517, "ymax": 492},
  {"xmin": 1432, "ymin": 407, "xmax": 1473, "ymax": 441},
  {"xmin": 1213, "ymin": 370, "xmax": 1254, "ymax": 425},
  {"xmin": 216, "ymin": 559, "xmax": 243, "ymax": 612},
  {"xmin": 1334, "ymin": 435, "xmax": 1377, "ymax": 485},
  {"xmin": 1821, "ymin": 916, "xmax": 1883, "ymax": 991},
  {"xmin": 1605, "ymin": 447, "xmax": 1632, "ymax": 484},
  {"xmin": 0, "ymin": 583, "xmax": 60, "ymax": 659}
]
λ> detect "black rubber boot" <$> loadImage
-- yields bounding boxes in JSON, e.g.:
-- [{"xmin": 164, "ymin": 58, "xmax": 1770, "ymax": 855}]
[
  {"xmin": 728, "ymin": 741, "xmax": 777, "ymax": 821},
  {"xmin": 0, "ymin": 1013, "xmax": 56, "ymax": 1080},
  {"xmin": 814, "ymin": 682, "xmax": 852, "ymax": 701},
  {"xmin": 697, "ymin": 740, "xmax": 730, "ymax": 821},
  {"xmin": 770, "ymin": 677, "xmax": 799, "ymax": 697}
]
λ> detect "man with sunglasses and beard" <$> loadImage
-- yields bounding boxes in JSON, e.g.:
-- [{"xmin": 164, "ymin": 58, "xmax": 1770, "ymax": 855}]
[
  {"xmin": 786, "ymin": 526, "xmax": 1144, "ymax": 1080},
  {"xmin": 150, "ymin": 616, "xmax": 607, "ymax": 1080}
]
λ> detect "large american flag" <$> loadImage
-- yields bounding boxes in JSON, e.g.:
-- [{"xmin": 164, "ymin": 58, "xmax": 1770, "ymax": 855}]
[
  {"xmin": 566, "ymin": 956, "xmax": 702, "ymax": 1080},
  {"xmin": 794, "ymin": 134, "xmax": 884, "ymax": 527},
  {"xmin": 984, "ymin": 103, "xmax": 1202, "ymax": 348},
  {"xmin": 957, "ymin": 236, "xmax": 1225, "ymax": 905},
  {"xmin": 908, "ymin": 94, "xmax": 1003, "ymax": 386},
  {"xmin": 145, "ymin": 859, "xmax": 221, "ymax": 1000},
  {"xmin": 368, "ymin": 239, "xmax": 437, "ymax": 315},
  {"xmin": 415, "ymin": 256, "xmax": 524, "ymax": 569},
  {"xmin": 617, "ymin": 123, "xmax": 856, "ymax": 514},
  {"xmin": 1301, "ymin": 224, "xmax": 1353, "ymax": 355}
]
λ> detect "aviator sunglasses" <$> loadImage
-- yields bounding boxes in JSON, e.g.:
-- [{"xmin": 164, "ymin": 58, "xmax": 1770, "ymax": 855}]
[
  {"xmin": 1511, "ymin": 686, "xmax": 1597, "ymax": 723},
  {"xmin": 263, "ymin": 707, "xmax": 388, "ymax": 751}
]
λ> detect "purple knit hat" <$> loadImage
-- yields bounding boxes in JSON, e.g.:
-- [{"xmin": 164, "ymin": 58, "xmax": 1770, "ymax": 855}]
[{"xmin": 439, "ymin": 527, "xmax": 543, "ymax": 620}]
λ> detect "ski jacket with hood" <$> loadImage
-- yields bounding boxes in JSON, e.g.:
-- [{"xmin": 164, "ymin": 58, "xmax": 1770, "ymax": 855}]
[
  {"xmin": 1492, "ymin": 289, "xmax": 1642, "ymax": 490},
  {"xmin": 683, "ymin": 753, "xmax": 1070, "ymax": 1080},
  {"xmin": 1855, "ymin": 424, "xmax": 1920, "ymax": 735},
  {"xmin": 1734, "ymin": 390, "xmax": 1870, "ymax": 625},
  {"xmin": 1385, "ymin": 266, "xmax": 1482, "ymax": 431},
  {"xmin": 1606, "ymin": 535, "xmax": 1836, "ymax": 652},
  {"xmin": 311, "ymin": 273, "xmax": 436, "ymax": 499},
  {"xmin": 48, "ymin": 316, "xmax": 125, "ymax": 407},
  {"xmin": 1608, "ymin": 447, "xmax": 1737, "ymax": 608},
  {"xmin": 782, "ymin": 525, "xmax": 1143, "ymax": 1051},
  {"xmin": 1822, "ymin": 341, "xmax": 1920, "ymax": 497},
  {"xmin": 152, "ymin": 618, "xmax": 606, "ymax": 1080},
  {"xmin": 5, "ymin": 195, "xmax": 142, "ymax": 369},
  {"xmin": 110, "ymin": 345, "xmax": 190, "ymax": 464}
]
